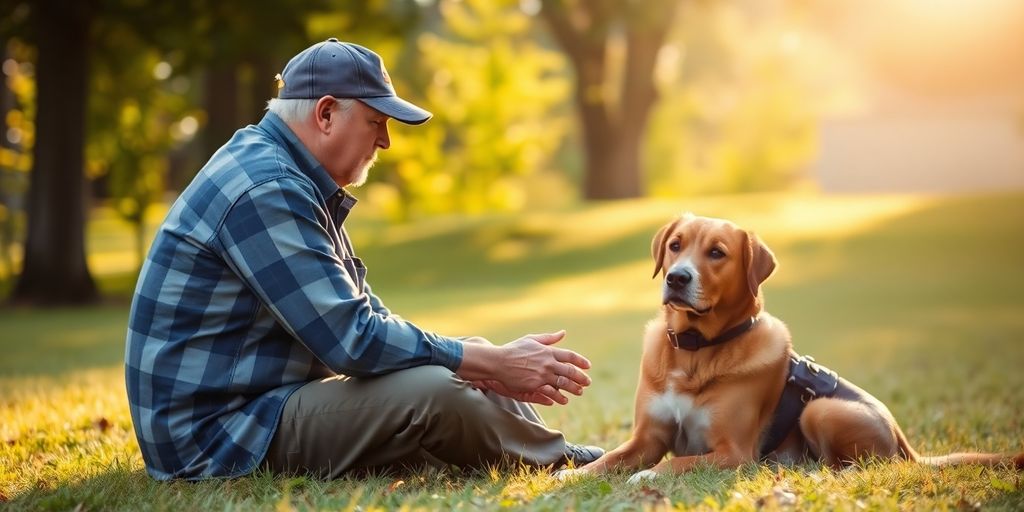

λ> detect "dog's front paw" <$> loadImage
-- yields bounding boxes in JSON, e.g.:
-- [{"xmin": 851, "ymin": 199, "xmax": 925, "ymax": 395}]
[
  {"xmin": 553, "ymin": 468, "xmax": 588, "ymax": 481},
  {"xmin": 627, "ymin": 469, "xmax": 658, "ymax": 485}
]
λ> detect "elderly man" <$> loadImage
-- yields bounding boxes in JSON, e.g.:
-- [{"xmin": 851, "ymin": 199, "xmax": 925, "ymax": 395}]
[{"xmin": 124, "ymin": 38, "xmax": 602, "ymax": 481}]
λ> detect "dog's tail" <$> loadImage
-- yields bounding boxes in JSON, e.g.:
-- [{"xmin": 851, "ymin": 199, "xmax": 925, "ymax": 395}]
[{"xmin": 896, "ymin": 428, "xmax": 1024, "ymax": 469}]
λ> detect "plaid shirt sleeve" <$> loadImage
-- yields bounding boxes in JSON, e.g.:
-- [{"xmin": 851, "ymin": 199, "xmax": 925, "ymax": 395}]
[{"xmin": 213, "ymin": 177, "xmax": 462, "ymax": 376}]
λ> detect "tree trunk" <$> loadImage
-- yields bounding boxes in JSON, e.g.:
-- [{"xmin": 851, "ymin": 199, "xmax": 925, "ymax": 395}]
[
  {"xmin": 244, "ymin": 54, "xmax": 276, "ymax": 125},
  {"xmin": 12, "ymin": 1, "xmax": 97, "ymax": 305},
  {"xmin": 202, "ymin": 65, "xmax": 239, "ymax": 159},
  {"xmin": 540, "ymin": 0, "xmax": 680, "ymax": 200}
]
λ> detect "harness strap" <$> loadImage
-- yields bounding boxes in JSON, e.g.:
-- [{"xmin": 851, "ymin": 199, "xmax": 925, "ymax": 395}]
[{"xmin": 760, "ymin": 354, "xmax": 839, "ymax": 458}]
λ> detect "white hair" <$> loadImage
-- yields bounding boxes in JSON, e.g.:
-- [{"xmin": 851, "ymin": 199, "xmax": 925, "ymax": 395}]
[{"xmin": 265, "ymin": 97, "xmax": 356, "ymax": 124}]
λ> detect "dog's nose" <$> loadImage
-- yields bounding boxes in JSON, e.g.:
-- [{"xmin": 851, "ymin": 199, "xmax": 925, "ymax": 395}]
[{"xmin": 665, "ymin": 269, "xmax": 693, "ymax": 290}]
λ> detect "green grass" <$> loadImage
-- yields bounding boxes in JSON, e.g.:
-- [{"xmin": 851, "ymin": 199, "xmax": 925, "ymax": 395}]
[{"xmin": 2, "ymin": 191, "xmax": 1023, "ymax": 510}]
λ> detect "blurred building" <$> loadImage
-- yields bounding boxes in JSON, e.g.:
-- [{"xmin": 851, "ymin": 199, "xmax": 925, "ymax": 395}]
[
  {"xmin": 816, "ymin": 85, "xmax": 1024, "ymax": 193},
  {"xmin": 808, "ymin": 0, "xmax": 1024, "ymax": 193}
]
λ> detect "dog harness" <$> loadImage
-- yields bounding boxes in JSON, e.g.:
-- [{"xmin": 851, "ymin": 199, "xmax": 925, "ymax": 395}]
[{"xmin": 759, "ymin": 354, "xmax": 870, "ymax": 458}]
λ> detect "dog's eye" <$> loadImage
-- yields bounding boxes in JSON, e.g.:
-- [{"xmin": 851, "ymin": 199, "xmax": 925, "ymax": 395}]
[
  {"xmin": 709, "ymin": 248, "xmax": 726, "ymax": 259},
  {"xmin": 668, "ymin": 241, "xmax": 681, "ymax": 252}
]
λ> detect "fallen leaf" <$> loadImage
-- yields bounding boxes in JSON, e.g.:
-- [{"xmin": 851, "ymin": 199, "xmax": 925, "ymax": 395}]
[
  {"xmin": 384, "ymin": 480, "xmax": 405, "ymax": 495},
  {"xmin": 93, "ymin": 418, "xmax": 111, "ymax": 433},
  {"xmin": 756, "ymin": 486, "xmax": 798, "ymax": 509},
  {"xmin": 990, "ymin": 476, "xmax": 1015, "ymax": 492},
  {"xmin": 957, "ymin": 496, "xmax": 981, "ymax": 512},
  {"xmin": 635, "ymin": 486, "xmax": 671, "ymax": 509}
]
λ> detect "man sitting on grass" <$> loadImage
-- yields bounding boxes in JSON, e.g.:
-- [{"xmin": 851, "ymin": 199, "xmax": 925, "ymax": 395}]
[{"xmin": 124, "ymin": 38, "xmax": 602, "ymax": 481}]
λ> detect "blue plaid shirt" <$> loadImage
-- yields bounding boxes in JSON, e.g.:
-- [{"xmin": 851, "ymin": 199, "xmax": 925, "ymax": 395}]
[{"xmin": 125, "ymin": 112, "xmax": 464, "ymax": 481}]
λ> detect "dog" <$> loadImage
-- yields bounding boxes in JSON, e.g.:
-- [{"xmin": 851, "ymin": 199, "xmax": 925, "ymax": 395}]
[{"xmin": 559, "ymin": 213, "xmax": 1023, "ymax": 484}]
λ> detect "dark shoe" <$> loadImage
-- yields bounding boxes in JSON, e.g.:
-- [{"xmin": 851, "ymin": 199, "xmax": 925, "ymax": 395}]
[{"xmin": 562, "ymin": 443, "xmax": 604, "ymax": 467}]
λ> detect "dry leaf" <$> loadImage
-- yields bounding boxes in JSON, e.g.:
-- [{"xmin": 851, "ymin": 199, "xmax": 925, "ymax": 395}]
[
  {"xmin": 756, "ymin": 486, "xmax": 798, "ymax": 509},
  {"xmin": 635, "ymin": 486, "xmax": 672, "ymax": 508},
  {"xmin": 957, "ymin": 496, "xmax": 981, "ymax": 511},
  {"xmin": 94, "ymin": 418, "xmax": 111, "ymax": 432},
  {"xmin": 384, "ymin": 480, "xmax": 405, "ymax": 495}
]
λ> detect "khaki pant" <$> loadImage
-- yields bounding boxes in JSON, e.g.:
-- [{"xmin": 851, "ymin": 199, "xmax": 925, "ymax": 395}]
[{"xmin": 261, "ymin": 365, "xmax": 568, "ymax": 478}]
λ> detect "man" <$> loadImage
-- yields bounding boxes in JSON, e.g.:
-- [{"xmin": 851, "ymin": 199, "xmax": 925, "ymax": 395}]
[{"xmin": 125, "ymin": 38, "xmax": 603, "ymax": 481}]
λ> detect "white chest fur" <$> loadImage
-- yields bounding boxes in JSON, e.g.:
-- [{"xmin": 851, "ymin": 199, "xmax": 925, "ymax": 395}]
[{"xmin": 646, "ymin": 384, "xmax": 710, "ymax": 455}]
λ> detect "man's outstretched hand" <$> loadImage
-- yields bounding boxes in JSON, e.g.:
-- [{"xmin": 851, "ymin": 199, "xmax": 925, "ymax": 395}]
[{"xmin": 457, "ymin": 330, "xmax": 592, "ymax": 406}]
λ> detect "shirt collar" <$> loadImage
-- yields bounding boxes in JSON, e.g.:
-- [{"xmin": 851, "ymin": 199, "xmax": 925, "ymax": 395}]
[{"xmin": 258, "ymin": 111, "xmax": 351, "ymax": 204}]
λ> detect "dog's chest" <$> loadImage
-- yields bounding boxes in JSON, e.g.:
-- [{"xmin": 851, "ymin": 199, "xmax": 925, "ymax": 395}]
[{"xmin": 646, "ymin": 371, "xmax": 710, "ymax": 455}]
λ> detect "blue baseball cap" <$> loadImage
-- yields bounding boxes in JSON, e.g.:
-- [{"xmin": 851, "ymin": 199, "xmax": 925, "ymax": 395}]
[{"xmin": 276, "ymin": 38, "xmax": 432, "ymax": 125}]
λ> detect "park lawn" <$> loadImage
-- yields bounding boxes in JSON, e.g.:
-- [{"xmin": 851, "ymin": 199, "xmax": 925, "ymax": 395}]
[{"xmin": 1, "ymin": 191, "xmax": 1023, "ymax": 510}]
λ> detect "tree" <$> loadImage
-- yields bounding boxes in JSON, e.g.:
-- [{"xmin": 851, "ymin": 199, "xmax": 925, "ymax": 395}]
[
  {"xmin": 539, "ymin": 0, "xmax": 682, "ymax": 200},
  {"xmin": 374, "ymin": 0, "xmax": 571, "ymax": 219},
  {"xmin": 87, "ymin": 25, "xmax": 200, "ymax": 273},
  {"xmin": 11, "ymin": 0, "xmax": 97, "ymax": 304}
]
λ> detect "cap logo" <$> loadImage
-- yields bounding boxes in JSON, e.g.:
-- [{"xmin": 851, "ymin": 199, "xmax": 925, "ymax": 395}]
[
  {"xmin": 380, "ymin": 63, "xmax": 392, "ymax": 85},
  {"xmin": 274, "ymin": 73, "xmax": 285, "ymax": 90}
]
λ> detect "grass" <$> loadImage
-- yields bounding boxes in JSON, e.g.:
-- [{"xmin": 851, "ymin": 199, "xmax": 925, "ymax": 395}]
[{"xmin": 1, "ymin": 191, "xmax": 1023, "ymax": 510}]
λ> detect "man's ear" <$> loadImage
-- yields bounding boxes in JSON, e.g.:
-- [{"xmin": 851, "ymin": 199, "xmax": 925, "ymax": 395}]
[
  {"xmin": 744, "ymin": 230, "xmax": 776, "ymax": 299},
  {"xmin": 651, "ymin": 218, "xmax": 680, "ymax": 279},
  {"xmin": 313, "ymin": 96, "xmax": 336, "ymax": 132}
]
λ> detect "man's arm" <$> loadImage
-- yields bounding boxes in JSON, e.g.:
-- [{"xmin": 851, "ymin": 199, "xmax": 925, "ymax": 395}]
[
  {"xmin": 213, "ymin": 178, "xmax": 462, "ymax": 376},
  {"xmin": 363, "ymin": 281, "xmax": 391, "ymax": 316}
]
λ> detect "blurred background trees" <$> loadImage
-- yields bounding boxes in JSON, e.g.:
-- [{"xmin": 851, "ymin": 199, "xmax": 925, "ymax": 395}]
[{"xmin": 1, "ymin": 0, "xmax": 1022, "ymax": 304}]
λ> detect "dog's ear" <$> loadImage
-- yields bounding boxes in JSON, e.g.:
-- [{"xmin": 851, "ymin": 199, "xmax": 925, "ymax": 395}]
[
  {"xmin": 744, "ymin": 230, "xmax": 777, "ymax": 298},
  {"xmin": 651, "ymin": 219, "xmax": 680, "ymax": 278}
]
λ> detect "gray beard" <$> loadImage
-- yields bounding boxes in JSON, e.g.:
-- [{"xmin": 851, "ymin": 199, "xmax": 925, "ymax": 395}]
[{"xmin": 349, "ymin": 152, "xmax": 378, "ymax": 187}]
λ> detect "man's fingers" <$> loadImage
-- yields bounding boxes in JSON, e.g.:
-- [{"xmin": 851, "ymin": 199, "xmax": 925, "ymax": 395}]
[
  {"xmin": 527, "ymin": 392, "xmax": 555, "ymax": 406},
  {"xmin": 553, "ymin": 347, "xmax": 591, "ymax": 370},
  {"xmin": 554, "ymin": 374, "xmax": 585, "ymax": 396},
  {"xmin": 530, "ymin": 330, "xmax": 566, "ymax": 346},
  {"xmin": 538, "ymin": 384, "xmax": 569, "ymax": 405},
  {"xmin": 551, "ymin": 356, "xmax": 592, "ymax": 389}
]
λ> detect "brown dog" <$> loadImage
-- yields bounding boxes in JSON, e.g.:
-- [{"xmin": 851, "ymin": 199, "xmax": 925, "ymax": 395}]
[{"xmin": 560, "ymin": 213, "xmax": 1022, "ymax": 483}]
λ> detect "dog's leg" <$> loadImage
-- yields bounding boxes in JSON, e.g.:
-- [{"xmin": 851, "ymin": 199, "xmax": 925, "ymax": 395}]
[
  {"xmin": 627, "ymin": 445, "xmax": 754, "ymax": 484},
  {"xmin": 799, "ymin": 398, "xmax": 900, "ymax": 468},
  {"xmin": 556, "ymin": 416, "xmax": 672, "ymax": 480},
  {"xmin": 585, "ymin": 434, "xmax": 670, "ymax": 473}
]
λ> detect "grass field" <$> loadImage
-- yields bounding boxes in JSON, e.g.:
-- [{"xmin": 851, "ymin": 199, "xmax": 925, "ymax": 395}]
[{"xmin": 1, "ymin": 191, "xmax": 1023, "ymax": 510}]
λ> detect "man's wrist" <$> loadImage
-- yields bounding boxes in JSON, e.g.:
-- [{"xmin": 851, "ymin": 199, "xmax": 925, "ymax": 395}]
[{"xmin": 456, "ymin": 342, "xmax": 502, "ymax": 382}]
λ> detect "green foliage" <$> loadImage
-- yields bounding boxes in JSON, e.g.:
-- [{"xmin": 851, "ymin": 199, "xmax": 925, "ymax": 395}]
[
  {"xmin": 0, "ymin": 39, "xmax": 35, "ymax": 280},
  {"xmin": 364, "ymin": 0, "xmax": 572, "ymax": 220},
  {"xmin": 86, "ymin": 22, "xmax": 202, "ymax": 269}
]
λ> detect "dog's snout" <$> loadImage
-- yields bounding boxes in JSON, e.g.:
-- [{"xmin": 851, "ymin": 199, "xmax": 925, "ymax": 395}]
[{"xmin": 666, "ymin": 269, "xmax": 693, "ymax": 290}]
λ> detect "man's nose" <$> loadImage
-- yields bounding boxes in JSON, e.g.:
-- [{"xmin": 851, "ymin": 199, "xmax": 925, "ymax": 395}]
[
  {"xmin": 377, "ymin": 124, "xmax": 390, "ymax": 150},
  {"xmin": 665, "ymin": 268, "xmax": 693, "ymax": 290}
]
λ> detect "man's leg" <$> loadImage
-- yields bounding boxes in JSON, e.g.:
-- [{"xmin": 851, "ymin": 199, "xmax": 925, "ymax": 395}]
[{"xmin": 262, "ymin": 365, "xmax": 568, "ymax": 478}]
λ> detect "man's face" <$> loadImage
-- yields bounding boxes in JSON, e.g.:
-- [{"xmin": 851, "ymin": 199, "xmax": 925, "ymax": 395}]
[{"xmin": 321, "ymin": 100, "xmax": 390, "ymax": 187}]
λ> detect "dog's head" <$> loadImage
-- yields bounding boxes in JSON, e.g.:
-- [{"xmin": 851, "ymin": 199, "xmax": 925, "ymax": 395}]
[{"xmin": 651, "ymin": 214, "xmax": 776, "ymax": 327}]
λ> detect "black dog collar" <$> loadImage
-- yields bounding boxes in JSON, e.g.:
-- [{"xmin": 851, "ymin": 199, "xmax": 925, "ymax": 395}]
[{"xmin": 666, "ymin": 316, "xmax": 759, "ymax": 351}]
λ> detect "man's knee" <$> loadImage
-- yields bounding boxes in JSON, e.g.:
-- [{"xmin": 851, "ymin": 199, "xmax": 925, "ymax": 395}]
[{"xmin": 386, "ymin": 365, "xmax": 483, "ymax": 408}]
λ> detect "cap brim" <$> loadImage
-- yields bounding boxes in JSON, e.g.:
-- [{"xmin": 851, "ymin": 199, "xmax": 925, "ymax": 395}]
[{"xmin": 359, "ymin": 96, "xmax": 432, "ymax": 125}]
